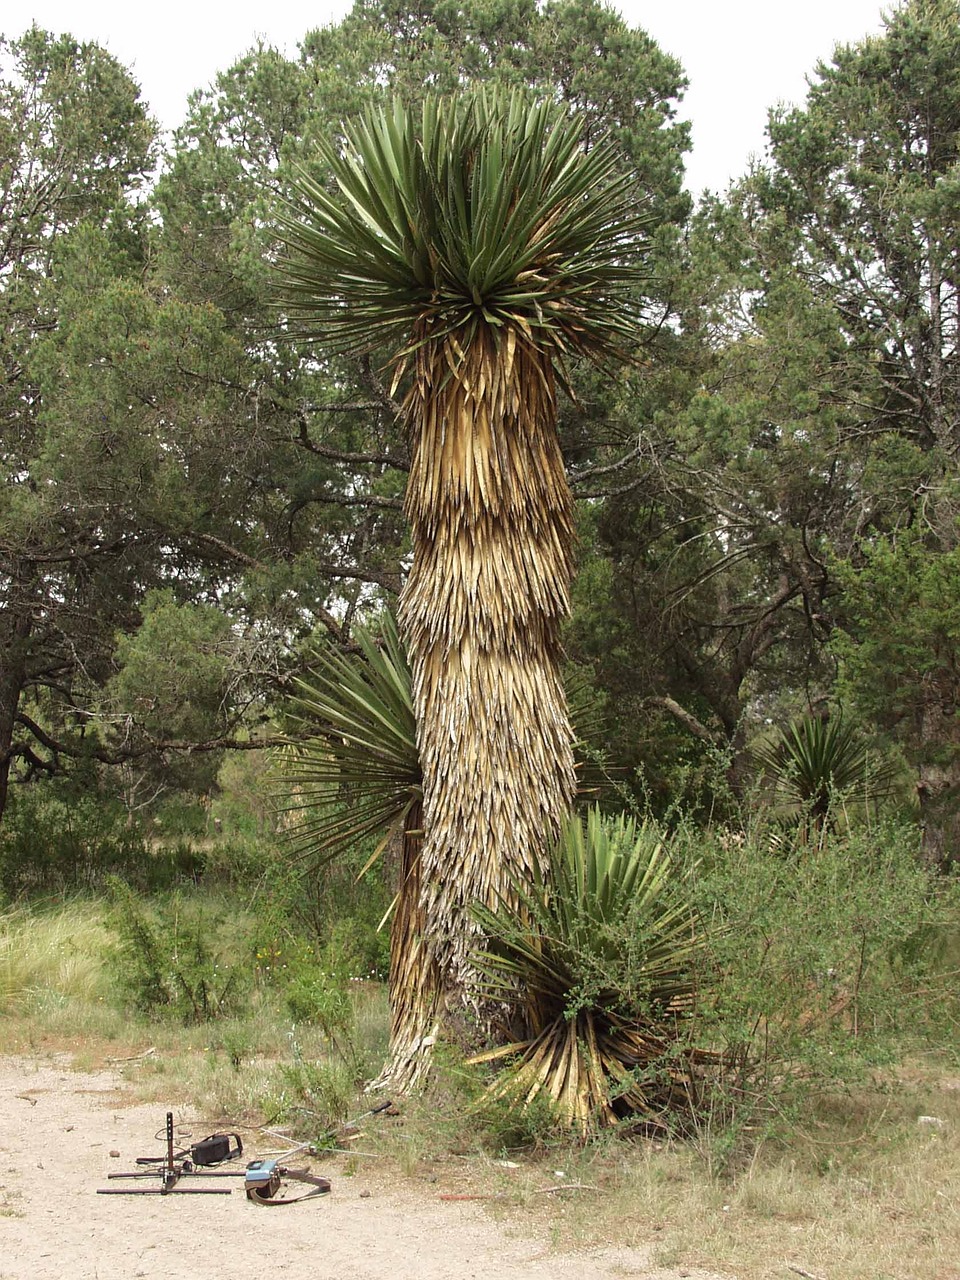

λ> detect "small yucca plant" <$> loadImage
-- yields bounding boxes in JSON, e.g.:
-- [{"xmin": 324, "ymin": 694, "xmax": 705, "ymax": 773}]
[
  {"xmin": 470, "ymin": 807, "xmax": 715, "ymax": 1134},
  {"xmin": 282, "ymin": 615, "xmax": 434, "ymax": 1088},
  {"xmin": 754, "ymin": 714, "xmax": 896, "ymax": 838}
]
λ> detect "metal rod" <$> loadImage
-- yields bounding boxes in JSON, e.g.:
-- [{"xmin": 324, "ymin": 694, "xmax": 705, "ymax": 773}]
[
  {"xmin": 97, "ymin": 1187, "xmax": 233, "ymax": 1196},
  {"xmin": 107, "ymin": 1169, "xmax": 245, "ymax": 1180},
  {"xmin": 166, "ymin": 1111, "xmax": 175, "ymax": 1189}
]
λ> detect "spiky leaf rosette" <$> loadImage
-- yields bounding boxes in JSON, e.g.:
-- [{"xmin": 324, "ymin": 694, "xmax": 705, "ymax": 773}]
[
  {"xmin": 754, "ymin": 714, "xmax": 896, "ymax": 831},
  {"xmin": 283, "ymin": 613, "xmax": 421, "ymax": 863},
  {"xmin": 276, "ymin": 91, "xmax": 649, "ymax": 367},
  {"xmin": 283, "ymin": 616, "xmax": 441, "ymax": 1087},
  {"xmin": 471, "ymin": 808, "xmax": 714, "ymax": 1134}
]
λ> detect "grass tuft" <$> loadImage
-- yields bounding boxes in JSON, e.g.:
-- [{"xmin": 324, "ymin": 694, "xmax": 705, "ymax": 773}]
[{"xmin": 0, "ymin": 901, "xmax": 114, "ymax": 1011}]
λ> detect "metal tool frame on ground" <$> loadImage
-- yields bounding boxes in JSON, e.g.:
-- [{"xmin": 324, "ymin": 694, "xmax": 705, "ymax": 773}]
[
  {"xmin": 97, "ymin": 1111, "xmax": 246, "ymax": 1196},
  {"xmin": 96, "ymin": 1111, "xmax": 335, "ymax": 1203}
]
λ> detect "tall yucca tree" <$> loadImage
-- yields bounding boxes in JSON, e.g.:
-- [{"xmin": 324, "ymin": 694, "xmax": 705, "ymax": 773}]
[{"xmin": 277, "ymin": 91, "xmax": 648, "ymax": 1083}]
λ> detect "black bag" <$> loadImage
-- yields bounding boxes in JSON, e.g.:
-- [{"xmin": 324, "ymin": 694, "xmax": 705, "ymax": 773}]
[{"xmin": 190, "ymin": 1132, "xmax": 243, "ymax": 1165}]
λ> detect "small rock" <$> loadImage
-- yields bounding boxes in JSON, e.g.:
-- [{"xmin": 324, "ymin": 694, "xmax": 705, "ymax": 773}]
[
  {"xmin": 359, "ymin": 1189, "xmax": 371, "ymax": 1198},
  {"xmin": 109, "ymin": 1149, "xmax": 121, "ymax": 1158}
]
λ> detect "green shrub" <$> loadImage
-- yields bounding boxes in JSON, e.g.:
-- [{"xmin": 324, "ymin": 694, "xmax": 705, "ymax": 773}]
[
  {"xmin": 679, "ymin": 813, "xmax": 960, "ymax": 1147},
  {"xmin": 0, "ymin": 783, "xmax": 149, "ymax": 897},
  {"xmin": 284, "ymin": 967, "xmax": 352, "ymax": 1040},
  {"xmin": 274, "ymin": 1054, "xmax": 355, "ymax": 1133},
  {"xmin": 106, "ymin": 879, "xmax": 250, "ymax": 1022},
  {"xmin": 242, "ymin": 835, "xmax": 391, "ymax": 978},
  {"xmin": 0, "ymin": 780, "xmax": 216, "ymax": 898}
]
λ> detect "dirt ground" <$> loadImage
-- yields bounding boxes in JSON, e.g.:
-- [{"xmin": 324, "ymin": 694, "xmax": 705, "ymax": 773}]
[{"xmin": 0, "ymin": 1054, "xmax": 732, "ymax": 1280}]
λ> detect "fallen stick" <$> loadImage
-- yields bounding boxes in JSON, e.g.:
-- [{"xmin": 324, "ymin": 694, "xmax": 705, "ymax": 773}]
[
  {"xmin": 536, "ymin": 1182, "xmax": 599, "ymax": 1195},
  {"xmin": 787, "ymin": 1266, "xmax": 826, "ymax": 1280},
  {"xmin": 438, "ymin": 1193, "xmax": 501, "ymax": 1201},
  {"xmin": 105, "ymin": 1047, "xmax": 156, "ymax": 1064}
]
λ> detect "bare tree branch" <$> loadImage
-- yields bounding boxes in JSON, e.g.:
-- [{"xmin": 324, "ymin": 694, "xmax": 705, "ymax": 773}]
[
  {"xmin": 13, "ymin": 710, "xmax": 306, "ymax": 766},
  {"xmin": 568, "ymin": 442, "xmax": 643, "ymax": 484},
  {"xmin": 360, "ymin": 353, "xmax": 404, "ymax": 419},
  {"xmin": 641, "ymin": 695, "xmax": 719, "ymax": 746},
  {"xmin": 295, "ymin": 412, "xmax": 410, "ymax": 471}
]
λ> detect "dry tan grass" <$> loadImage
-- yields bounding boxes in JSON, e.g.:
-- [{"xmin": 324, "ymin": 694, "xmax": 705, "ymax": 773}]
[
  {"xmin": 342, "ymin": 1064, "xmax": 960, "ymax": 1280},
  {"xmin": 524, "ymin": 1072, "xmax": 960, "ymax": 1280}
]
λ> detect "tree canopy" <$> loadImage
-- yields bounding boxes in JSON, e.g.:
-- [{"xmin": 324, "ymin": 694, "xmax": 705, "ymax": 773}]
[{"xmin": 2, "ymin": 0, "xmax": 959, "ymax": 869}]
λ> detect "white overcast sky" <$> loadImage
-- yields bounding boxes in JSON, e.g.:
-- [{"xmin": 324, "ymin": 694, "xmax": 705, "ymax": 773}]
[{"xmin": 14, "ymin": 0, "xmax": 889, "ymax": 194}]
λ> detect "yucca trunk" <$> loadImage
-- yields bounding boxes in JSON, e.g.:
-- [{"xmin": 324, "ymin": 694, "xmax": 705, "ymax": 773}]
[
  {"xmin": 398, "ymin": 322, "xmax": 577, "ymax": 1029},
  {"xmin": 377, "ymin": 800, "xmax": 442, "ymax": 1091}
]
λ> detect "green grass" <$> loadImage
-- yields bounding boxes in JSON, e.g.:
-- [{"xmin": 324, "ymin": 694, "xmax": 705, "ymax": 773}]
[
  {"xmin": 0, "ymin": 899, "xmax": 115, "ymax": 1011},
  {"xmin": 0, "ymin": 890, "xmax": 391, "ymax": 1134}
]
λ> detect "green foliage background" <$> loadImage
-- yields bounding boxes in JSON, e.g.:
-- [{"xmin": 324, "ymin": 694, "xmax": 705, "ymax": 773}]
[{"xmin": 2, "ymin": 0, "xmax": 960, "ymax": 1149}]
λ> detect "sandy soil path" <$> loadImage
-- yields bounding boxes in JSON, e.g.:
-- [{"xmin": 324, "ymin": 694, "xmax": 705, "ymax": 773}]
[{"xmin": 0, "ymin": 1055, "xmax": 732, "ymax": 1280}]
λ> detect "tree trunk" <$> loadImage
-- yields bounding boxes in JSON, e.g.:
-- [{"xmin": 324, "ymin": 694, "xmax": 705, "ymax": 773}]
[
  {"xmin": 0, "ymin": 606, "xmax": 32, "ymax": 826},
  {"xmin": 398, "ymin": 326, "xmax": 577, "ymax": 1038},
  {"xmin": 917, "ymin": 674, "xmax": 960, "ymax": 872}
]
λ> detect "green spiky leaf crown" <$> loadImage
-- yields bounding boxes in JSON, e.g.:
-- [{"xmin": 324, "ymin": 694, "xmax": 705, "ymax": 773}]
[{"xmin": 276, "ymin": 90, "xmax": 649, "ymax": 365}]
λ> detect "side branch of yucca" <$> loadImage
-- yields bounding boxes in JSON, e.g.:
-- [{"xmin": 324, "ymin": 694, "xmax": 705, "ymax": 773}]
[
  {"xmin": 399, "ymin": 325, "xmax": 577, "ymax": 1000},
  {"xmin": 379, "ymin": 800, "xmax": 443, "ymax": 1090}
]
